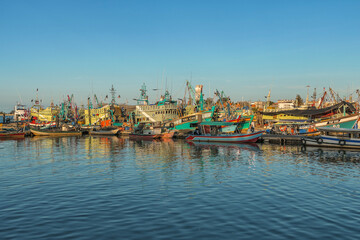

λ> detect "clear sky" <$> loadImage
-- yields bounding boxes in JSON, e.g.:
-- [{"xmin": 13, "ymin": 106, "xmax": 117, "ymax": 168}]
[{"xmin": 1, "ymin": 0, "xmax": 360, "ymax": 111}]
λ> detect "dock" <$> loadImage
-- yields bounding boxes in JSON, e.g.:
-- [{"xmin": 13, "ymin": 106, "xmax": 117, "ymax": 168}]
[{"xmin": 260, "ymin": 134, "xmax": 304, "ymax": 145}]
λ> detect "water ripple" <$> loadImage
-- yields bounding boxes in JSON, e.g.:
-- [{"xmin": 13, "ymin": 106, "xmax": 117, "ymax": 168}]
[{"xmin": 0, "ymin": 137, "xmax": 359, "ymax": 239}]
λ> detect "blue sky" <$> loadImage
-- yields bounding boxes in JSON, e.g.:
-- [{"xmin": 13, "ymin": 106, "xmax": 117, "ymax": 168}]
[{"xmin": 1, "ymin": 0, "xmax": 360, "ymax": 111}]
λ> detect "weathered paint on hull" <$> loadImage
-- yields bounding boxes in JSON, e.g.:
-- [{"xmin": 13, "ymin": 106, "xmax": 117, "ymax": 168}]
[{"xmin": 186, "ymin": 131, "xmax": 264, "ymax": 143}]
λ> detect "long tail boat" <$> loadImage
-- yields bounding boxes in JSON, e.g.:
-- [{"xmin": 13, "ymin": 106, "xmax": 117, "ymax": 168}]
[
  {"xmin": 30, "ymin": 128, "xmax": 82, "ymax": 137},
  {"xmin": 129, "ymin": 133, "xmax": 161, "ymax": 140},
  {"xmin": 89, "ymin": 127, "xmax": 120, "ymax": 136},
  {"xmin": 186, "ymin": 121, "xmax": 264, "ymax": 143}
]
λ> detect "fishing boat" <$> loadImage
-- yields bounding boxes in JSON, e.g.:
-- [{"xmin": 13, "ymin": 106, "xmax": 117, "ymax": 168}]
[
  {"xmin": 129, "ymin": 122, "xmax": 163, "ymax": 140},
  {"xmin": 129, "ymin": 133, "xmax": 161, "ymax": 140},
  {"xmin": 89, "ymin": 127, "xmax": 120, "ymax": 136},
  {"xmin": 130, "ymin": 84, "xmax": 179, "ymax": 126},
  {"xmin": 13, "ymin": 103, "xmax": 29, "ymax": 121},
  {"xmin": 0, "ymin": 130, "xmax": 25, "ymax": 138},
  {"xmin": 301, "ymin": 127, "xmax": 360, "ymax": 149},
  {"xmin": 30, "ymin": 128, "xmax": 82, "ymax": 137},
  {"xmin": 315, "ymin": 114, "xmax": 359, "ymax": 129},
  {"xmin": 186, "ymin": 122, "xmax": 264, "ymax": 143}
]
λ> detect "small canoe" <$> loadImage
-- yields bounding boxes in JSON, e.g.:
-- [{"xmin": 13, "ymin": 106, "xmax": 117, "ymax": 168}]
[{"xmin": 30, "ymin": 129, "xmax": 82, "ymax": 137}]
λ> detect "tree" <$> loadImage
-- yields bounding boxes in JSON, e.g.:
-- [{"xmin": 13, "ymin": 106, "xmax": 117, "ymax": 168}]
[
  {"xmin": 295, "ymin": 94, "xmax": 303, "ymax": 107},
  {"xmin": 204, "ymin": 97, "xmax": 213, "ymax": 106}
]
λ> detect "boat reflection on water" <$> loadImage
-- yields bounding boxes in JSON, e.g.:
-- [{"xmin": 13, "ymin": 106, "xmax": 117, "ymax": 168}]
[
  {"xmin": 129, "ymin": 138, "xmax": 177, "ymax": 162},
  {"xmin": 187, "ymin": 141, "xmax": 260, "ymax": 151},
  {"xmin": 2, "ymin": 136, "xmax": 359, "ymax": 184},
  {"xmin": 300, "ymin": 145, "xmax": 360, "ymax": 163},
  {"xmin": 186, "ymin": 141, "xmax": 260, "ymax": 168},
  {"xmin": 28, "ymin": 135, "xmax": 127, "ymax": 161}
]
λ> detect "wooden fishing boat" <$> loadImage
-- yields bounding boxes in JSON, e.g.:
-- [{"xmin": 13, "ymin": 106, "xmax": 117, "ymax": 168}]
[
  {"xmin": 186, "ymin": 121, "xmax": 264, "ymax": 143},
  {"xmin": 186, "ymin": 131, "xmax": 264, "ymax": 143},
  {"xmin": 89, "ymin": 127, "xmax": 119, "ymax": 136},
  {"xmin": 30, "ymin": 128, "xmax": 82, "ymax": 137},
  {"xmin": 0, "ymin": 131, "xmax": 25, "ymax": 138},
  {"xmin": 129, "ymin": 133, "xmax": 161, "ymax": 140},
  {"xmin": 301, "ymin": 127, "xmax": 360, "ymax": 149},
  {"xmin": 129, "ymin": 123, "xmax": 164, "ymax": 140}
]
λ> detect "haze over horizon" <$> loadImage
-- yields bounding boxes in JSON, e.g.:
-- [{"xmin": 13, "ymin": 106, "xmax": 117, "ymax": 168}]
[{"xmin": 1, "ymin": 0, "xmax": 360, "ymax": 112}]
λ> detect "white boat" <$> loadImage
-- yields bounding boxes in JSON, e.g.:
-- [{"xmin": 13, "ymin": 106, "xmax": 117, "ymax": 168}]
[
  {"xmin": 302, "ymin": 127, "xmax": 360, "ymax": 149},
  {"xmin": 14, "ymin": 104, "xmax": 29, "ymax": 121}
]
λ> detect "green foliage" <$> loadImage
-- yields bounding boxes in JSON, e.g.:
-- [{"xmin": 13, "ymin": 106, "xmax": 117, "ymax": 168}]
[{"xmin": 295, "ymin": 94, "xmax": 304, "ymax": 107}]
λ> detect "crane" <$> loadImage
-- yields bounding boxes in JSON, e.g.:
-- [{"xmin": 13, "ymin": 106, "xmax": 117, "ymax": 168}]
[
  {"xmin": 317, "ymin": 88, "xmax": 327, "ymax": 108},
  {"xmin": 94, "ymin": 94, "xmax": 102, "ymax": 108},
  {"xmin": 329, "ymin": 88, "xmax": 342, "ymax": 104}
]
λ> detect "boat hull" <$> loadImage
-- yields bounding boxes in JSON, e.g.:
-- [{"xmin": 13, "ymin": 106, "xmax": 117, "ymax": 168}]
[
  {"xmin": 161, "ymin": 131, "xmax": 175, "ymax": 139},
  {"xmin": 302, "ymin": 135, "xmax": 360, "ymax": 149},
  {"xmin": 30, "ymin": 129, "xmax": 82, "ymax": 137},
  {"xmin": 0, "ymin": 132, "xmax": 25, "ymax": 138},
  {"xmin": 90, "ymin": 128, "xmax": 119, "ymax": 135},
  {"xmin": 129, "ymin": 134, "xmax": 161, "ymax": 140},
  {"xmin": 186, "ymin": 131, "xmax": 264, "ymax": 143}
]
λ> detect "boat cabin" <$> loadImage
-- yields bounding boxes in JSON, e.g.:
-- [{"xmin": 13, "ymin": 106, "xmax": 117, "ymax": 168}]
[{"xmin": 193, "ymin": 122, "xmax": 242, "ymax": 135}]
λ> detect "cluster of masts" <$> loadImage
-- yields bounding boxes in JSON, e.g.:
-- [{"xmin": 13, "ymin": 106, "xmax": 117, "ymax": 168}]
[
  {"xmin": 17, "ymin": 83, "xmax": 360, "ymax": 114},
  {"xmin": 264, "ymin": 86, "xmax": 360, "ymax": 111}
]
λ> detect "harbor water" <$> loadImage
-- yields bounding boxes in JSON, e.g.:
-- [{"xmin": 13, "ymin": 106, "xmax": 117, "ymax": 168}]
[{"xmin": 0, "ymin": 137, "xmax": 359, "ymax": 239}]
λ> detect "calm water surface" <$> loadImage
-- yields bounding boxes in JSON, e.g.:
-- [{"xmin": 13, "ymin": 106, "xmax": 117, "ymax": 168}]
[{"xmin": 0, "ymin": 137, "xmax": 359, "ymax": 239}]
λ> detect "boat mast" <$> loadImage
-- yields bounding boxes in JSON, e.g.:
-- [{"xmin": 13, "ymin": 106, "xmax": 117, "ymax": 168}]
[{"xmin": 110, "ymin": 85, "xmax": 116, "ymax": 106}]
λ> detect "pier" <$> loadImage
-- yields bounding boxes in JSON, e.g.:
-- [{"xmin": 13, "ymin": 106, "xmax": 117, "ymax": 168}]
[{"xmin": 260, "ymin": 134, "xmax": 303, "ymax": 145}]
